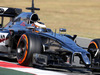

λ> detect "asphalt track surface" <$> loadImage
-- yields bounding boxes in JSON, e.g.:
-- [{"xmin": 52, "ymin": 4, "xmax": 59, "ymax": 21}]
[{"xmin": 0, "ymin": 37, "xmax": 100, "ymax": 75}]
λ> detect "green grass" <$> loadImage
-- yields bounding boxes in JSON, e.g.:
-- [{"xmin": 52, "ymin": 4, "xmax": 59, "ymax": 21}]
[
  {"xmin": 0, "ymin": 67, "xmax": 34, "ymax": 75},
  {"xmin": 0, "ymin": 0, "xmax": 100, "ymax": 38}
]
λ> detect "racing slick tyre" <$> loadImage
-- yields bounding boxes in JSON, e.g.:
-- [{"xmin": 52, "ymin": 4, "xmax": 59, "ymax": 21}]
[
  {"xmin": 88, "ymin": 39, "xmax": 100, "ymax": 71},
  {"xmin": 17, "ymin": 33, "xmax": 43, "ymax": 66}
]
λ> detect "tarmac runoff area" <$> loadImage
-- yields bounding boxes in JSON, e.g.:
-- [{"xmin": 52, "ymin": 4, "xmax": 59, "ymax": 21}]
[
  {"xmin": 0, "ymin": 67, "xmax": 34, "ymax": 75},
  {"xmin": 0, "ymin": 37, "xmax": 100, "ymax": 75}
]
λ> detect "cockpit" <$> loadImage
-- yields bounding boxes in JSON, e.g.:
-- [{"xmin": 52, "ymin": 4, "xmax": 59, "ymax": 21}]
[
  {"xmin": 14, "ymin": 12, "xmax": 40, "ymax": 24},
  {"xmin": 14, "ymin": 12, "xmax": 48, "ymax": 33}
]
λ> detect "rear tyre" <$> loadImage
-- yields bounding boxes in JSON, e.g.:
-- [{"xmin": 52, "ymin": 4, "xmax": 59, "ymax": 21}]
[
  {"xmin": 88, "ymin": 39, "xmax": 100, "ymax": 71},
  {"xmin": 17, "ymin": 33, "xmax": 42, "ymax": 66}
]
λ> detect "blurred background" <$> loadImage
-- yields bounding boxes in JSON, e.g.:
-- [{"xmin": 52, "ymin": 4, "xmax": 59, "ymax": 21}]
[{"xmin": 0, "ymin": 0, "xmax": 100, "ymax": 38}]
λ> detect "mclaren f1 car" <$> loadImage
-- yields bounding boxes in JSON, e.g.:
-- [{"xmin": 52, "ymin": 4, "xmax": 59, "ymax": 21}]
[{"xmin": 0, "ymin": 0, "xmax": 91, "ymax": 68}]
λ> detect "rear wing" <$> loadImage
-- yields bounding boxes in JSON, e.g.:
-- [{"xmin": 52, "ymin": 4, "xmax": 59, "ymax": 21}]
[
  {"xmin": 0, "ymin": 7, "xmax": 22, "ymax": 17},
  {"xmin": 0, "ymin": 7, "xmax": 22, "ymax": 27}
]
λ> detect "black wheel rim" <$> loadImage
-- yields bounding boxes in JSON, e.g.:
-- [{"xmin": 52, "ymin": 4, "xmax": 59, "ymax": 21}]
[
  {"xmin": 17, "ymin": 40, "xmax": 26, "ymax": 60},
  {"xmin": 88, "ymin": 43, "xmax": 97, "ymax": 58}
]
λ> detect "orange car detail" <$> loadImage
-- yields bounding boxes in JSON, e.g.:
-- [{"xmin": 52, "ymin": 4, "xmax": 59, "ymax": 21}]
[
  {"xmin": 89, "ymin": 41, "xmax": 98, "ymax": 49},
  {"xmin": 17, "ymin": 34, "xmax": 28, "ymax": 64}
]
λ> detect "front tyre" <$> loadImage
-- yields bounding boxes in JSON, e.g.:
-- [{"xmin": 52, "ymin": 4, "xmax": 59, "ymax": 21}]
[
  {"xmin": 88, "ymin": 39, "xmax": 100, "ymax": 59},
  {"xmin": 17, "ymin": 33, "xmax": 42, "ymax": 66},
  {"xmin": 88, "ymin": 39, "xmax": 100, "ymax": 71}
]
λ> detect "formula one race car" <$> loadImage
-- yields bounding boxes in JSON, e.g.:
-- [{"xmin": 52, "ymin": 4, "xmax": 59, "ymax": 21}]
[{"xmin": 0, "ymin": 0, "xmax": 91, "ymax": 68}]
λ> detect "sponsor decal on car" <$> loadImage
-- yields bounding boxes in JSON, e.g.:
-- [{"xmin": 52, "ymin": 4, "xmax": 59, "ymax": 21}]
[{"xmin": 0, "ymin": 33, "xmax": 8, "ymax": 45}]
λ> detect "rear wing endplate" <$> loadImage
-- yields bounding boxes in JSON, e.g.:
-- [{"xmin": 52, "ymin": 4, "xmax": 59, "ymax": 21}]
[
  {"xmin": 0, "ymin": 7, "xmax": 22, "ymax": 17},
  {"xmin": 0, "ymin": 7, "xmax": 22, "ymax": 27}
]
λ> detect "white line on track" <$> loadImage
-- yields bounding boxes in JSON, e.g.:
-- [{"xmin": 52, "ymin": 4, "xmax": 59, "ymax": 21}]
[{"xmin": 10, "ymin": 68, "xmax": 67, "ymax": 75}]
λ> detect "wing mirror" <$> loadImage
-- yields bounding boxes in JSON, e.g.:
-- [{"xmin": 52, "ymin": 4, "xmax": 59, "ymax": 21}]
[{"xmin": 59, "ymin": 28, "xmax": 66, "ymax": 34}]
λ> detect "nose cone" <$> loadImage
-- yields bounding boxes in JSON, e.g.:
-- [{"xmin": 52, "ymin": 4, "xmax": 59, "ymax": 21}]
[{"xmin": 81, "ymin": 53, "xmax": 91, "ymax": 66}]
